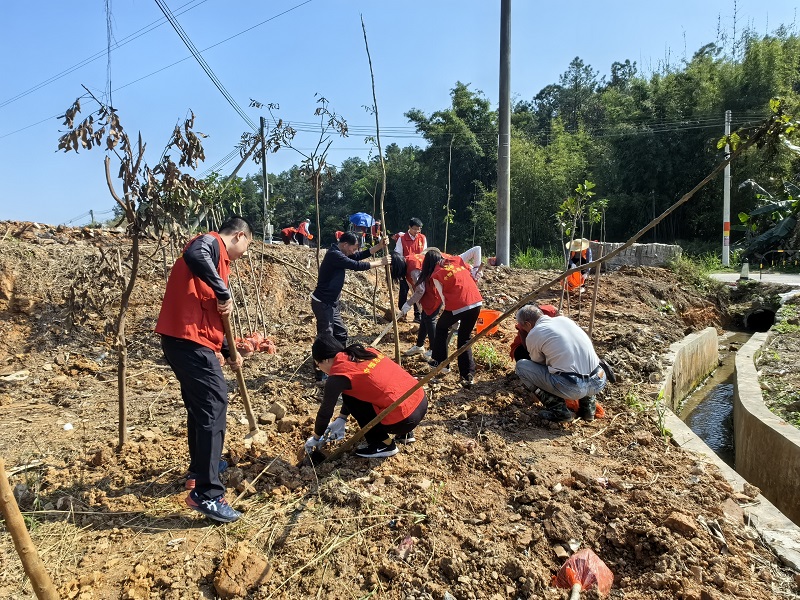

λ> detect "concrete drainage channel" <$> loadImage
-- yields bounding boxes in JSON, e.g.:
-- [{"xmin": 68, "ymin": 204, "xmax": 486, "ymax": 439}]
[{"xmin": 660, "ymin": 327, "xmax": 800, "ymax": 571}]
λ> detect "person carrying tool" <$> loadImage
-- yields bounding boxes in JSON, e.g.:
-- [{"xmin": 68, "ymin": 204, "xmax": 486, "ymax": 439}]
[
  {"xmin": 155, "ymin": 216, "xmax": 254, "ymax": 523},
  {"xmin": 514, "ymin": 304, "xmax": 607, "ymax": 423},
  {"xmin": 311, "ymin": 231, "xmax": 390, "ymax": 383},
  {"xmin": 393, "ymin": 218, "xmax": 427, "ymax": 322},
  {"xmin": 417, "ymin": 247, "xmax": 483, "ymax": 388},
  {"xmin": 295, "ymin": 218, "xmax": 313, "ymax": 246},
  {"xmin": 565, "ymin": 238, "xmax": 592, "ymax": 293},
  {"xmin": 305, "ymin": 335, "xmax": 428, "ymax": 458}
]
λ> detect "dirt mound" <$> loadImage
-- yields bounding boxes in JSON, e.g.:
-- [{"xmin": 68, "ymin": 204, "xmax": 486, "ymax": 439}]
[{"xmin": 0, "ymin": 222, "xmax": 797, "ymax": 599}]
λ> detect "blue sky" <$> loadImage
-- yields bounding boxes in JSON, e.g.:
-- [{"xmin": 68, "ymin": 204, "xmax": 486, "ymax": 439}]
[{"xmin": 1, "ymin": 0, "xmax": 797, "ymax": 225}]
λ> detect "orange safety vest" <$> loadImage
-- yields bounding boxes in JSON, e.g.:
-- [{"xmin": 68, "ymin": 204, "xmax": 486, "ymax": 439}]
[
  {"xmin": 398, "ymin": 232, "xmax": 426, "ymax": 257},
  {"xmin": 155, "ymin": 232, "xmax": 230, "ymax": 351},
  {"xmin": 297, "ymin": 222, "xmax": 310, "ymax": 237},
  {"xmin": 431, "ymin": 255, "xmax": 482, "ymax": 312},
  {"xmin": 329, "ymin": 349, "xmax": 424, "ymax": 425}
]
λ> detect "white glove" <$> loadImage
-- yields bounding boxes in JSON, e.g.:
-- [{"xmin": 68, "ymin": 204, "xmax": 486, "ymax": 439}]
[
  {"xmin": 304, "ymin": 436, "xmax": 321, "ymax": 454},
  {"xmin": 324, "ymin": 416, "xmax": 347, "ymax": 441},
  {"xmin": 400, "ymin": 303, "xmax": 412, "ymax": 316}
]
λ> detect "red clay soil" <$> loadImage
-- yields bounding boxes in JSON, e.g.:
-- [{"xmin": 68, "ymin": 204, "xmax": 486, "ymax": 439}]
[{"xmin": 0, "ymin": 220, "xmax": 798, "ymax": 600}]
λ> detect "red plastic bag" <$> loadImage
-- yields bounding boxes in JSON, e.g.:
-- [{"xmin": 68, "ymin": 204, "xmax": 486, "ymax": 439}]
[{"xmin": 552, "ymin": 548, "xmax": 613, "ymax": 596}]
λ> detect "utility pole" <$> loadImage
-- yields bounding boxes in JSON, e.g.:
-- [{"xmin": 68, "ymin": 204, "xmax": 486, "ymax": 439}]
[
  {"xmin": 260, "ymin": 116, "xmax": 272, "ymax": 242},
  {"xmin": 496, "ymin": 0, "xmax": 511, "ymax": 265},
  {"xmin": 722, "ymin": 110, "xmax": 732, "ymax": 266}
]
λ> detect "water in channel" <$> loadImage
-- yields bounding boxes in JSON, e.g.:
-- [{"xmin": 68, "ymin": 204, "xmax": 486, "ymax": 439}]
[{"xmin": 678, "ymin": 331, "xmax": 752, "ymax": 467}]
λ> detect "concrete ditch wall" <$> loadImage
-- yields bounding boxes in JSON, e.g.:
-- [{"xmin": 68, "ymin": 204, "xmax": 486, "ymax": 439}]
[
  {"xmin": 734, "ymin": 332, "xmax": 800, "ymax": 526},
  {"xmin": 661, "ymin": 327, "xmax": 718, "ymax": 412},
  {"xmin": 662, "ymin": 328, "xmax": 800, "ymax": 569},
  {"xmin": 592, "ymin": 242, "xmax": 682, "ymax": 270}
]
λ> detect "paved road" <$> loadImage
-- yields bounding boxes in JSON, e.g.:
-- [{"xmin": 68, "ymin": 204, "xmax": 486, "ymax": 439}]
[{"xmin": 710, "ymin": 272, "xmax": 800, "ymax": 286}]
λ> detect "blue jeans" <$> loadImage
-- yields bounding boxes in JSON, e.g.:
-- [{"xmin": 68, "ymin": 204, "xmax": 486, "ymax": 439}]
[{"xmin": 515, "ymin": 359, "xmax": 606, "ymax": 400}]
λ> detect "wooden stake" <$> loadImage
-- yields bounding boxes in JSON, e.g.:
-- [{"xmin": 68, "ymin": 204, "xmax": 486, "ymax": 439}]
[{"xmin": 0, "ymin": 459, "xmax": 59, "ymax": 600}]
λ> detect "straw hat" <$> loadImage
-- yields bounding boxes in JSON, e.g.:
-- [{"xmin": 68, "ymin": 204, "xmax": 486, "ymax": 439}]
[{"xmin": 566, "ymin": 238, "xmax": 590, "ymax": 252}]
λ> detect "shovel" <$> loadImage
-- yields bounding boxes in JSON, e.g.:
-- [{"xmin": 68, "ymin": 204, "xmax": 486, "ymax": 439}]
[
  {"xmin": 552, "ymin": 548, "xmax": 613, "ymax": 598},
  {"xmin": 221, "ymin": 313, "xmax": 269, "ymax": 448}
]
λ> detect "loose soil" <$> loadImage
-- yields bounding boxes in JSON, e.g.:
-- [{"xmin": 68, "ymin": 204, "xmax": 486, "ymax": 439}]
[{"xmin": 0, "ymin": 220, "xmax": 798, "ymax": 600}]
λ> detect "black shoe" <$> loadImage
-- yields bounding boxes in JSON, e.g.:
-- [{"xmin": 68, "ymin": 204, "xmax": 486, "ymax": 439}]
[
  {"xmin": 395, "ymin": 432, "xmax": 416, "ymax": 444},
  {"xmin": 578, "ymin": 396, "xmax": 596, "ymax": 421},
  {"xmin": 413, "ymin": 314, "xmax": 421, "ymax": 323},
  {"xmin": 355, "ymin": 440, "xmax": 399, "ymax": 458},
  {"xmin": 185, "ymin": 491, "xmax": 241, "ymax": 523},
  {"xmin": 460, "ymin": 374, "xmax": 474, "ymax": 389},
  {"xmin": 539, "ymin": 402, "xmax": 575, "ymax": 423}
]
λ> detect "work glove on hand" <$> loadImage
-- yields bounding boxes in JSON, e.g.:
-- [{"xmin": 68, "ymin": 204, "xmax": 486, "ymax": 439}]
[
  {"xmin": 400, "ymin": 303, "xmax": 412, "ymax": 316},
  {"xmin": 304, "ymin": 436, "xmax": 322, "ymax": 455},
  {"xmin": 323, "ymin": 416, "xmax": 347, "ymax": 441}
]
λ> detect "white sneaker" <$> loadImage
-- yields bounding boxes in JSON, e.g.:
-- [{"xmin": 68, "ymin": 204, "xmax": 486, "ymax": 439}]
[
  {"xmin": 423, "ymin": 350, "xmax": 432, "ymax": 359},
  {"xmin": 404, "ymin": 345, "xmax": 425, "ymax": 356}
]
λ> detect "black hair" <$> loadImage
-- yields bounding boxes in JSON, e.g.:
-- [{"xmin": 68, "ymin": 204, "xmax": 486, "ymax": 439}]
[
  {"xmin": 338, "ymin": 231, "xmax": 359, "ymax": 245},
  {"xmin": 219, "ymin": 216, "xmax": 254, "ymax": 238},
  {"xmin": 389, "ymin": 251, "xmax": 407, "ymax": 283},
  {"xmin": 409, "ymin": 217, "xmax": 423, "ymax": 228},
  {"xmin": 312, "ymin": 334, "xmax": 378, "ymax": 363},
  {"xmin": 416, "ymin": 248, "xmax": 442, "ymax": 287}
]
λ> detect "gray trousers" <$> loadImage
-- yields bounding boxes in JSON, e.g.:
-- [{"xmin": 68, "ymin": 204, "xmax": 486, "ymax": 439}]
[{"xmin": 515, "ymin": 359, "xmax": 606, "ymax": 400}]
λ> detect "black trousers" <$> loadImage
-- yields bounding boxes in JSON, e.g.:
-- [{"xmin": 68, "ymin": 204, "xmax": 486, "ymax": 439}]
[
  {"xmin": 343, "ymin": 393, "xmax": 428, "ymax": 445},
  {"xmin": 416, "ymin": 307, "xmax": 438, "ymax": 348},
  {"xmin": 161, "ymin": 335, "xmax": 228, "ymax": 500},
  {"xmin": 311, "ymin": 298, "xmax": 347, "ymax": 380},
  {"xmin": 398, "ymin": 279, "xmax": 420, "ymax": 318},
  {"xmin": 431, "ymin": 305, "xmax": 481, "ymax": 378}
]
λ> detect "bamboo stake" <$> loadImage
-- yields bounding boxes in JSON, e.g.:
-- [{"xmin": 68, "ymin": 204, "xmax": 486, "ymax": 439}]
[
  {"xmin": 0, "ymin": 459, "xmax": 59, "ymax": 600},
  {"xmin": 233, "ymin": 262, "xmax": 254, "ymax": 334},
  {"xmin": 361, "ymin": 15, "xmax": 400, "ymax": 363}
]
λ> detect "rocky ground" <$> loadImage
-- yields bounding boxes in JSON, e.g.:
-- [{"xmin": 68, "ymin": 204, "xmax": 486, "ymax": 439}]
[{"xmin": 0, "ymin": 220, "xmax": 799, "ymax": 600}]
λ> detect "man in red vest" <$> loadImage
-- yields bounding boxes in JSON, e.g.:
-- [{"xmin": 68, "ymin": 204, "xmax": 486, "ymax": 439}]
[
  {"xmin": 155, "ymin": 216, "xmax": 253, "ymax": 523},
  {"xmin": 393, "ymin": 217, "xmax": 427, "ymax": 322}
]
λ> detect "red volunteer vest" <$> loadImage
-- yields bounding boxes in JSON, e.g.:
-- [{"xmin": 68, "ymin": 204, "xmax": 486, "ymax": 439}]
[
  {"xmin": 297, "ymin": 222, "xmax": 310, "ymax": 237},
  {"xmin": 398, "ymin": 232, "xmax": 426, "ymax": 257},
  {"xmin": 431, "ymin": 256, "xmax": 483, "ymax": 312},
  {"xmin": 329, "ymin": 349, "xmax": 424, "ymax": 425},
  {"xmin": 155, "ymin": 232, "xmax": 231, "ymax": 351},
  {"xmin": 406, "ymin": 253, "xmax": 441, "ymax": 315}
]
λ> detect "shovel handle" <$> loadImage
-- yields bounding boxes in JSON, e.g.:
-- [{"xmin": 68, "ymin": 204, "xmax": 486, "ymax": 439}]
[{"xmin": 221, "ymin": 313, "xmax": 258, "ymax": 433}]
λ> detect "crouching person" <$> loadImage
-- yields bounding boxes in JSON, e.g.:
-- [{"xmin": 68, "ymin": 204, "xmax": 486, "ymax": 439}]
[
  {"xmin": 305, "ymin": 335, "xmax": 428, "ymax": 458},
  {"xmin": 514, "ymin": 304, "xmax": 607, "ymax": 422}
]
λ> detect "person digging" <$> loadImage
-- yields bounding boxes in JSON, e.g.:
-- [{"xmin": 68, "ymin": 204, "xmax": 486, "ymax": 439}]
[
  {"xmin": 156, "ymin": 216, "xmax": 254, "ymax": 523},
  {"xmin": 513, "ymin": 304, "xmax": 607, "ymax": 423},
  {"xmin": 304, "ymin": 335, "xmax": 428, "ymax": 459}
]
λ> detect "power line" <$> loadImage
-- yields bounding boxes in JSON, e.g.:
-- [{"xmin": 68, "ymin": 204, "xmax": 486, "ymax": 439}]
[
  {"xmin": 0, "ymin": 0, "xmax": 209, "ymax": 110},
  {"xmin": 154, "ymin": 0, "xmax": 257, "ymax": 132}
]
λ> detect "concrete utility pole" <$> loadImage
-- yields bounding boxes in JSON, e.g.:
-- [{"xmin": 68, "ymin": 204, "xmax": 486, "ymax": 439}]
[
  {"xmin": 260, "ymin": 116, "xmax": 272, "ymax": 242},
  {"xmin": 496, "ymin": 0, "xmax": 511, "ymax": 265},
  {"xmin": 722, "ymin": 109, "xmax": 732, "ymax": 266}
]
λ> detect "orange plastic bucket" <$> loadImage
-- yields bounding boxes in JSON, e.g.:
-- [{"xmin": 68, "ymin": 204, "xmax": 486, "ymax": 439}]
[{"xmin": 475, "ymin": 309, "xmax": 502, "ymax": 335}]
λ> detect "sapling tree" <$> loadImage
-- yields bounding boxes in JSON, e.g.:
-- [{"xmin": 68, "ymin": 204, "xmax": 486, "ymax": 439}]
[
  {"xmin": 249, "ymin": 97, "xmax": 348, "ymax": 269},
  {"xmin": 58, "ymin": 91, "xmax": 207, "ymax": 449}
]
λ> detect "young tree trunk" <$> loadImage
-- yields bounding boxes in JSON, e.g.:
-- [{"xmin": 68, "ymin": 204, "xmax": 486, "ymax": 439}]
[{"xmin": 115, "ymin": 231, "xmax": 139, "ymax": 450}]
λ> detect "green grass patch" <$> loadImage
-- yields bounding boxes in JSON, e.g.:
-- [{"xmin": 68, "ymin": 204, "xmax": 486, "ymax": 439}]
[
  {"xmin": 472, "ymin": 342, "xmax": 506, "ymax": 371},
  {"xmin": 511, "ymin": 247, "xmax": 563, "ymax": 270}
]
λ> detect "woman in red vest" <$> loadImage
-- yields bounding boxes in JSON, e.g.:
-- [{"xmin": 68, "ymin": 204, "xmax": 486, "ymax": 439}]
[
  {"xmin": 390, "ymin": 251, "xmax": 439, "ymax": 358},
  {"xmin": 417, "ymin": 248, "xmax": 483, "ymax": 387},
  {"xmin": 304, "ymin": 335, "xmax": 428, "ymax": 459}
]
